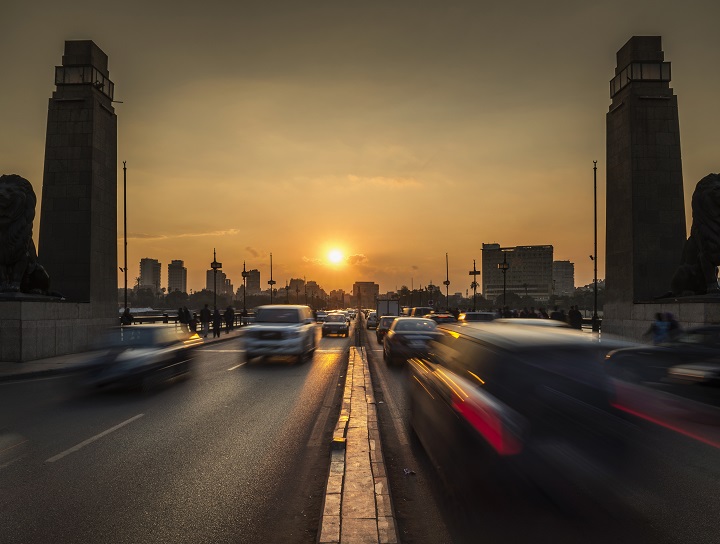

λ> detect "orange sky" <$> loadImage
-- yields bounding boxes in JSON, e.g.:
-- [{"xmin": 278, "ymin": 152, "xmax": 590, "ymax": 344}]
[{"xmin": 2, "ymin": 1, "xmax": 719, "ymax": 295}]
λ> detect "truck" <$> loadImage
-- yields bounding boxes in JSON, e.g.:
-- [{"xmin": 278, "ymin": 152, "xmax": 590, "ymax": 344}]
[{"xmin": 376, "ymin": 298, "xmax": 400, "ymax": 317}]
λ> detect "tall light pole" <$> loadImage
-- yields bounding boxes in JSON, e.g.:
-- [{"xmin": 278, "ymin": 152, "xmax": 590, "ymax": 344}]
[
  {"xmin": 123, "ymin": 161, "xmax": 127, "ymax": 310},
  {"xmin": 211, "ymin": 249, "xmax": 222, "ymax": 310},
  {"xmin": 469, "ymin": 259, "xmax": 480, "ymax": 312},
  {"xmin": 268, "ymin": 253, "xmax": 276, "ymax": 304},
  {"xmin": 498, "ymin": 251, "xmax": 509, "ymax": 307},
  {"xmin": 592, "ymin": 160, "xmax": 600, "ymax": 332},
  {"xmin": 443, "ymin": 253, "xmax": 450, "ymax": 311},
  {"xmin": 241, "ymin": 261, "xmax": 248, "ymax": 316},
  {"xmin": 285, "ymin": 280, "xmax": 290, "ymax": 303},
  {"xmin": 304, "ymin": 276, "xmax": 307, "ymax": 305}
]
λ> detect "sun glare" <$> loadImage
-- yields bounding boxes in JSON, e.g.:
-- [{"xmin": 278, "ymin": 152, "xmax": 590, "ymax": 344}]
[{"xmin": 328, "ymin": 250, "xmax": 344, "ymax": 264}]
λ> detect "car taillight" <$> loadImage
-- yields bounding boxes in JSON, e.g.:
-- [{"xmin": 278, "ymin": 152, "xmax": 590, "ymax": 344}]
[{"xmin": 452, "ymin": 393, "xmax": 524, "ymax": 456}]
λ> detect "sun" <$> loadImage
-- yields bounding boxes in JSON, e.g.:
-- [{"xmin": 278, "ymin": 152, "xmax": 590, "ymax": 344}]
[{"xmin": 328, "ymin": 249, "xmax": 344, "ymax": 264}]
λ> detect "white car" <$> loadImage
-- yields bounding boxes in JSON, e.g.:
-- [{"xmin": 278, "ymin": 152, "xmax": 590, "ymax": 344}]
[{"xmin": 243, "ymin": 305, "xmax": 317, "ymax": 363}]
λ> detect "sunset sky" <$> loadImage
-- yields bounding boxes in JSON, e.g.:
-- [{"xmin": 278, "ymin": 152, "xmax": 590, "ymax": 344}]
[{"xmin": 2, "ymin": 1, "xmax": 719, "ymax": 295}]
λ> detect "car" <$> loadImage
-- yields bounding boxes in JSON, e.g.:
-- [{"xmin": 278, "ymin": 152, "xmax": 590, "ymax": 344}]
[
  {"xmin": 80, "ymin": 325, "xmax": 201, "ymax": 391},
  {"xmin": 322, "ymin": 312, "xmax": 350, "ymax": 337},
  {"xmin": 366, "ymin": 312, "xmax": 379, "ymax": 329},
  {"xmin": 426, "ymin": 313, "xmax": 457, "ymax": 324},
  {"xmin": 494, "ymin": 318, "xmax": 571, "ymax": 328},
  {"xmin": 407, "ymin": 306, "xmax": 433, "ymax": 317},
  {"xmin": 383, "ymin": 317, "xmax": 442, "ymax": 365},
  {"xmin": 458, "ymin": 311, "xmax": 496, "ymax": 322},
  {"xmin": 242, "ymin": 305, "xmax": 317, "ymax": 363},
  {"xmin": 316, "ymin": 311, "xmax": 328, "ymax": 323},
  {"xmin": 375, "ymin": 315, "xmax": 399, "ymax": 343},
  {"xmin": 406, "ymin": 322, "xmax": 639, "ymax": 510}
]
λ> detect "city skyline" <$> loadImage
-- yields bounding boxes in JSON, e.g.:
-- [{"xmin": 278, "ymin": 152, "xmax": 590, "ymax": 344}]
[{"xmin": 3, "ymin": 2, "xmax": 719, "ymax": 295}]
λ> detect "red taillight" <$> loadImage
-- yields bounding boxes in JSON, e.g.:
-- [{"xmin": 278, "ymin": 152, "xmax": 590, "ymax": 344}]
[{"xmin": 452, "ymin": 396, "xmax": 523, "ymax": 456}]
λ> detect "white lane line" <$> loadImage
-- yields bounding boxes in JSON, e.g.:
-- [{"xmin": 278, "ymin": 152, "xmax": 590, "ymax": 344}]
[
  {"xmin": 200, "ymin": 349, "xmax": 244, "ymax": 353},
  {"xmin": 45, "ymin": 414, "xmax": 145, "ymax": 463},
  {"xmin": 227, "ymin": 363, "xmax": 246, "ymax": 371}
]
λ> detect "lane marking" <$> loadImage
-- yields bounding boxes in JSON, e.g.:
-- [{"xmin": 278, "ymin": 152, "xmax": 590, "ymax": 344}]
[
  {"xmin": 45, "ymin": 414, "xmax": 145, "ymax": 463},
  {"xmin": 227, "ymin": 363, "xmax": 246, "ymax": 371}
]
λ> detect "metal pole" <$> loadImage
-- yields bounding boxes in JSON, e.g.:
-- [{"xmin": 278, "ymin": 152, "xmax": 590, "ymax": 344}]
[
  {"xmin": 593, "ymin": 160, "xmax": 600, "ymax": 332},
  {"xmin": 268, "ymin": 253, "xmax": 275, "ymax": 304},
  {"xmin": 242, "ymin": 261, "xmax": 247, "ymax": 315},
  {"xmin": 213, "ymin": 248, "xmax": 217, "ymax": 310},
  {"xmin": 444, "ymin": 253, "xmax": 450, "ymax": 311},
  {"xmin": 123, "ymin": 161, "xmax": 127, "ymax": 310}
]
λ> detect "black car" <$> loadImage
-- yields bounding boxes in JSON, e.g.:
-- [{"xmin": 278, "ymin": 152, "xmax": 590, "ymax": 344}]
[
  {"xmin": 382, "ymin": 317, "xmax": 442, "ymax": 365},
  {"xmin": 375, "ymin": 315, "xmax": 399, "ymax": 343},
  {"xmin": 322, "ymin": 313, "xmax": 350, "ymax": 337},
  {"xmin": 80, "ymin": 326, "xmax": 201, "ymax": 391},
  {"xmin": 407, "ymin": 322, "xmax": 637, "ymax": 509}
]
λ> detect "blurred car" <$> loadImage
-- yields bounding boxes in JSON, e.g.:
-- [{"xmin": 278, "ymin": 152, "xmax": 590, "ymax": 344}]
[
  {"xmin": 366, "ymin": 312, "xmax": 379, "ymax": 330},
  {"xmin": 407, "ymin": 322, "xmax": 638, "ymax": 509},
  {"xmin": 81, "ymin": 325, "xmax": 201, "ymax": 391},
  {"xmin": 316, "ymin": 311, "xmax": 328, "ymax": 323},
  {"xmin": 408, "ymin": 306, "xmax": 433, "ymax": 317},
  {"xmin": 375, "ymin": 315, "xmax": 399, "ymax": 343},
  {"xmin": 426, "ymin": 313, "xmax": 457, "ymax": 324},
  {"xmin": 322, "ymin": 313, "xmax": 350, "ymax": 337},
  {"xmin": 494, "ymin": 318, "xmax": 571, "ymax": 328},
  {"xmin": 458, "ymin": 311, "xmax": 496, "ymax": 322},
  {"xmin": 383, "ymin": 317, "xmax": 442, "ymax": 365},
  {"xmin": 242, "ymin": 305, "xmax": 316, "ymax": 363}
]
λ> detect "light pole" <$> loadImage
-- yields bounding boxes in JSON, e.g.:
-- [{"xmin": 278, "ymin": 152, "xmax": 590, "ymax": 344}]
[
  {"xmin": 304, "ymin": 276, "xmax": 307, "ymax": 305},
  {"xmin": 123, "ymin": 161, "xmax": 128, "ymax": 310},
  {"xmin": 469, "ymin": 259, "xmax": 480, "ymax": 312},
  {"xmin": 592, "ymin": 160, "xmax": 600, "ymax": 332},
  {"xmin": 211, "ymin": 249, "xmax": 222, "ymax": 310},
  {"xmin": 443, "ymin": 253, "xmax": 450, "ymax": 312},
  {"xmin": 268, "ymin": 253, "xmax": 276, "ymax": 304},
  {"xmin": 498, "ymin": 252, "xmax": 509, "ymax": 307},
  {"xmin": 285, "ymin": 280, "xmax": 290, "ymax": 303},
  {"xmin": 241, "ymin": 261, "xmax": 248, "ymax": 316}
]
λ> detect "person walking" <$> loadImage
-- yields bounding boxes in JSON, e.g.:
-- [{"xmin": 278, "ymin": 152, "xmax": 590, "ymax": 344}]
[
  {"xmin": 645, "ymin": 312, "xmax": 670, "ymax": 344},
  {"xmin": 212, "ymin": 308, "xmax": 222, "ymax": 338},
  {"xmin": 568, "ymin": 306, "xmax": 583, "ymax": 330},
  {"xmin": 120, "ymin": 307, "xmax": 133, "ymax": 326},
  {"xmin": 224, "ymin": 306, "xmax": 235, "ymax": 334},
  {"xmin": 199, "ymin": 304, "xmax": 212, "ymax": 338}
]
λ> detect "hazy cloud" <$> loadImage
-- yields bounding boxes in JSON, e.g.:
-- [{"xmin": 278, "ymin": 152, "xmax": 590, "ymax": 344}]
[
  {"xmin": 245, "ymin": 246, "xmax": 259, "ymax": 257},
  {"xmin": 346, "ymin": 175, "xmax": 421, "ymax": 188},
  {"xmin": 302, "ymin": 256, "xmax": 322, "ymax": 265},
  {"xmin": 347, "ymin": 254, "xmax": 368, "ymax": 265},
  {"xmin": 124, "ymin": 229, "xmax": 239, "ymax": 240}
]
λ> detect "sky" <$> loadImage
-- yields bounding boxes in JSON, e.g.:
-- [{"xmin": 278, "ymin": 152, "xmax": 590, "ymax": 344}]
[{"xmin": 2, "ymin": 0, "xmax": 719, "ymax": 296}]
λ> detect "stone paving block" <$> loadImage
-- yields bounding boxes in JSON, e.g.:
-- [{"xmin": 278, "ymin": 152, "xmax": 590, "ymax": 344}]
[
  {"xmin": 326, "ymin": 472, "xmax": 343, "ymax": 495},
  {"xmin": 373, "ymin": 476, "xmax": 388, "ymax": 496},
  {"xmin": 342, "ymin": 488, "xmax": 376, "ymax": 518},
  {"xmin": 323, "ymin": 492, "xmax": 341, "ymax": 517},
  {"xmin": 371, "ymin": 461, "xmax": 386, "ymax": 479},
  {"xmin": 378, "ymin": 516, "xmax": 398, "ymax": 544},
  {"xmin": 369, "ymin": 446, "xmax": 382, "ymax": 463},
  {"xmin": 318, "ymin": 514, "xmax": 340, "ymax": 544},
  {"xmin": 341, "ymin": 517, "xmax": 378, "ymax": 544},
  {"xmin": 375, "ymin": 493, "xmax": 393, "ymax": 518}
]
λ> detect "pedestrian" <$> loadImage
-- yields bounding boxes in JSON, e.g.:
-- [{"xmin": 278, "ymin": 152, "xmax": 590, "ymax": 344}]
[
  {"xmin": 189, "ymin": 313, "xmax": 198, "ymax": 333},
  {"xmin": 212, "ymin": 308, "xmax": 222, "ymax": 338},
  {"xmin": 568, "ymin": 305, "xmax": 583, "ymax": 330},
  {"xmin": 120, "ymin": 307, "xmax": 133, "ymax": 325},
  {"xmin": 665, "ymin": 312, "xmax": 681, "ymax": 339},
  {"xmin": 538, "ymin": 307, "xmax": 549, "ymax": 319},
  {"xmin": 224, "ymin": 306, "xmax": 235, "ymax": 334},
  {"xmin": 550, "ymin": 306, "xmax": 562, "ymax": 321},
  {"xmin": 200, "ymin": 304, "xmax": 212, "ymax": 337},
  {"xmin": 183, "ymin": 307, "xmax": 191, "ymax": 329},
  {"xmin": 645, "ymin": 312, "xmax": 670, "ymax": 344},
  {"xmin": 177, "ymin": 307, "xmax": 187, "ymax": 332}
]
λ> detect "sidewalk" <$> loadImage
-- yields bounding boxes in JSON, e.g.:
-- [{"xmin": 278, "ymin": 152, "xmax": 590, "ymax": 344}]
[
  {"xmin": 0, "ymin": 327, "xmax": 244, "ymax": 382},
  {"xmin": 318, "ymin": 346, "xmax": 399, "ymax": 544}
]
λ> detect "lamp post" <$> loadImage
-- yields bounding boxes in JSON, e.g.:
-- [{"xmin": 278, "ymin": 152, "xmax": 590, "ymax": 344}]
[
  {"xmin": 268, "ymin": 253, "xmax": 276, "ymax": 304},
  {"xmin": 241, "ymin": 261, "xmax": 248, "ymax": 316},
  {"xmin": 210, "ymin": 249, "xmax": 222, "ymax": 310},
  {"xmin": 469, "ymin": 259, "xmax": 480, "ymax": 311},
  {"xmin": 304, "ymin": 276, "xmax": 307, "ymax": 305},
  {"xmin": 498, "ymin": 252, "xmax": 509, "ymax": 307},
  {"xmin": 592, "ymin": 160, "xmax": 600, "ymax": 332},
  {"xmin": 285, "ymin": 280, "xmax": 290, "ymax": 303},
  {"xmin": 123, "ymin": 161, "xmax": 128, "ymax": 310},
  {"xmin": 443, "ymin": 253, "xmax": 451, "ymax": 312}
]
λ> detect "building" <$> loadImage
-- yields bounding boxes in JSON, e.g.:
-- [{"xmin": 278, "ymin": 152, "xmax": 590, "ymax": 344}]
[
  {"xmin": 139, "ymin": 258, "xmax": 161, "ymax": 293},
  {"xmin": 482, "ymin": 244, "xmax": 553, "ymax": 304},
  {"xmin": 206, "ymin": 269, "xmax": 233, "ymax": 295},
  {"xmin": 353, "ymin": 281, "xmax": 380, "ymax": 308},
  {"xmin": 552, "ymin": 261, "xmax": 575, "ymax": 297},
  {"xmin": 288, "ymin": 278, "xmax": 306, "ymax": 304},
  {"xmin": 246, "ymin": 269, "xmax": 261, "ymax": 295},
  {"xmin": 167, "ymin": 260, "xmax": 187, "ymax": 293}
]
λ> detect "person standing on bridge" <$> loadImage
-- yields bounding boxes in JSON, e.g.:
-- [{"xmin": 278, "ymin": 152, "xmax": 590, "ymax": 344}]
[
  {"xmin": 212, "ymin": 308, "xmax": 222, "ymax": 338},
  {"xmin": 224, "ymin": 306, "xmax": 235, "ymax": 333},
  {"xmin": 200, "ymin": 304, "xmax": 211, "ymax": 338}
]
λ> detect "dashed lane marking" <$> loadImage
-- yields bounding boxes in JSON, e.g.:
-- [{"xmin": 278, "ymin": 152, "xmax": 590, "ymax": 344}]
[{"xmin": 227, "ymin": 363, "xmax": 246, "ymax": 371}]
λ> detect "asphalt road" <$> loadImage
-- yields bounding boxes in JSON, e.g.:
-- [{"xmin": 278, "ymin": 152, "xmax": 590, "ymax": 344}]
[
  {"xmin": 360, "ymin": 322, "xmax": 720, "ymax": 544},
  {"xmin": 0, "ymin": 325, "xmax": 349, "ymax": 544}
]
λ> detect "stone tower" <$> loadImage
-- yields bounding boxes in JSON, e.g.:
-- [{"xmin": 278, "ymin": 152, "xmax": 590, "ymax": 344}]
[
  {"xmin": 605, "ymin": 36, "xmax": 686, "ymax": 307},
  {"xmin": 38, "ymin": 40, "xmax": 117, "ymax": 317}
]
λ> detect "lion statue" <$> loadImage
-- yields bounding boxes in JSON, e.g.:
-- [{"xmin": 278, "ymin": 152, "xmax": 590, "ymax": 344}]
[
  {"xmin": 0, "ymin": 174, "xmax": 50, "ymax": 294},
  {"xmin": 669, "ymin": 173, "xmax": 720, "ymax": 296}
]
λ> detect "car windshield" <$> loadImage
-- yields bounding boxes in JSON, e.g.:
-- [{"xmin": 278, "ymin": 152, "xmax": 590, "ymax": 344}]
[
  {"xmin": 326, "ymin": 314, "xmax": 345, "ymax": 322},
  {"xmin": 255, "ymin": 308, "xmax": 301, "ymax": 323},
  {"xmin": 394, "ymin": 319, "xmax": 437, "ymax": 332}
]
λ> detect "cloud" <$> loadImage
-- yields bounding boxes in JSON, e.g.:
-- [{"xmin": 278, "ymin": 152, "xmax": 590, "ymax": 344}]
[
  {"xmin": 346, "ymin": 175, "xmax": 421, "ymax": 188},
  {"xmin": 302, "ymin": 256, "xmax": 322, "ymax": 265},
  {"xmin": 347, "ymin": 254, "xmax": 368, "ymax": 265},
  {"xmin": 124, "ymin": 229, "xmax": 239, "ymax": 240},
  {"xmin": 245, "ymin": 246, "xmax": 259, "ymax": 257}
]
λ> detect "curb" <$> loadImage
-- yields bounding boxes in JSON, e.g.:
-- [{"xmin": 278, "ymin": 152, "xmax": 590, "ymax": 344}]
[{"xmin": 318, "ymin": 346, "xmax": 399, "ymax": 544}]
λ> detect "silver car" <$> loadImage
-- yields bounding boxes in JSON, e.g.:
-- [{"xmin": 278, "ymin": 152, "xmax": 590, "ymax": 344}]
[{"xmin": 242, "ymin": 305, "xmax": 317, "ymax": 363}]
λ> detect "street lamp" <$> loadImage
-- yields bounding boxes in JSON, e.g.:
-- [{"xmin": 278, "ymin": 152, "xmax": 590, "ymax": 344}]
[
  {"xmin": 210, "ymin": 248, "xmax": 222, "ymax": 310},
  {"xmin": 285, "ymin": 280, "xmax": 290, "ymax": 303},
  {"xmin": 304, "ymin": 276, "xmax": 307, "ymax": 305},
  {"xmin": 268, "ymin": 253, "xmax": 276, "ymax": 304},
  {"xmin": 469, "ymin": 259, "xmax": 480, "ymax": 312},
  {"xmin": 241, "ymin": 261, "xmax": 248, "ymax": 316},
  {"xmin": 443, "ymin": 253, "xmax": 450, "ymax": 312},
  {"xmin": 122, "ymin": 161, "xmax": 128, "ymax": 311},
  {"xmin": 592, "ymin": 160, "xmax": 600, "ymax": 332},
  {"xmin": 498, "ymin": 252, "xmax": 509, "ymax": 307}
]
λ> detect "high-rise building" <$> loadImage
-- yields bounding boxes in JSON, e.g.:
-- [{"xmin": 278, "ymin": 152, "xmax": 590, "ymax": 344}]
[
  {"xmin": 206, "ymin": 269, "xmax": 231, "ymax": 293},
  {"xmin": 139, "ymin": 258, "xmax": 161, "ymax": 293},
  {"xmin": 552, "ymin": 261, "xmax": 575, "ymax": 297},
  {"xmin": 167, "ymin": 260, "xmax": 187, "ymax": 293},
  {"xmin": 482, "ymin": 244, "xmax": 554, "ymax": 304},
  {"xmin": 246, "ymin": 269, "xmax": 261, "ymax": 294},
  {"xmin": 353, "ymin": 281, "xmax": 380, "ymax": 308}
]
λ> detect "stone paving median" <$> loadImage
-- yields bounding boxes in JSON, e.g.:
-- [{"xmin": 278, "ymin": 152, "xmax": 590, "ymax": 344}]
[{"xmin": 318, "ymin": 346, "xmax": 398, "ymax": 544}]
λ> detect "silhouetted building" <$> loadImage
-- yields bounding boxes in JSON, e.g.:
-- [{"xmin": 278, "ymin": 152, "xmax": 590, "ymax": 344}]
[
  {"xmin": 353, "ymin": 282, "xmax": 380, "ymax": 308},
  {"xmin": 139, "ymin": 258, "xmax": 161, "ymax": 293},
  {"xmin": 167, "ymin": 260, "xmax": 187, "ymax": 293},
  {"xmin": 246, "ymin": 269, "xmax": 260, "ymax": 294},
  {"xmin": 482, "ymin": 243, "xmax": 554, "ymax": 303},
  {"xmin": 206, "ymin": 269, "xmax": 231, "ymax": 294},
  {"xmin": 552, "ymin": 261, "xmax": 575, "ymax": 297}
]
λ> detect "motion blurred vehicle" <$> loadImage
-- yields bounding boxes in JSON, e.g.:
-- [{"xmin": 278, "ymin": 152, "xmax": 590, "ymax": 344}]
[
  {"xmin": 375, "ymin": 315, "xmax": 399, "ymax": 343},
  {"xmin": 315, "ymin": 311, "xmax": 328, "ymax": 323},
  {"xmin": 605, "ymin": 325, "xmax": 720, "ymax": 408},
  {"xmin": 383, "ymin": 317, "xmax": 442, "ymax": 365},
  {"xmin": 407, "ymin": 322, "xmax": 639, "ymax": 510},
  {"xmin": 81, "ymin": 325, "xmax": 201, "ymax": 391},
  {"xmin": 426, "ymin": 313, "xmax": 457, "ymax": 324},
  {"xmin": 494, "ymin": 318, "xmax": 571, "ymax": 328},
  {"xmin": 407, "ymin": 306, "xmax": 433, "ymax": 317},
  {"xmin": 242, "ymin": 305, "xmax": 316, "ymax": 363},
  {"xmin": 366, "ymin": 312, "xmax": 379, "ymax": 330},
  {"xmin": 322, "ymin": 313, "xmax": 350, "ymax": 337},
  {"xmin": 458, "ymin": 311, "xmax": 496, "ymax": 322}
]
